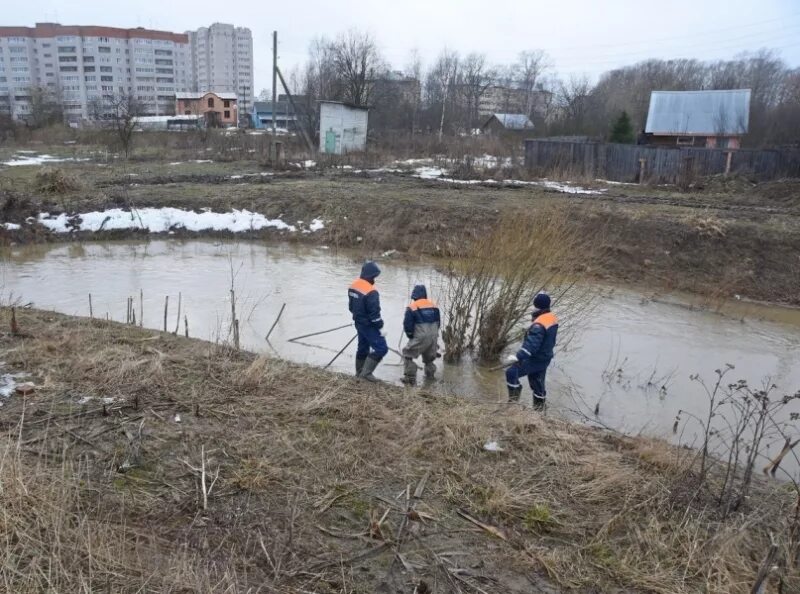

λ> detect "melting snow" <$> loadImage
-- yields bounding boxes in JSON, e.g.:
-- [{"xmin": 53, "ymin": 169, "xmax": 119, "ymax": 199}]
[
  {"xmin": 3, "ymin": 223, "xmax": 21, "ymax": 231},
  {"xmin": 33, "ymin": 208, "xmax": 328, "ymax": 235},
  {"xmin": 0, "ymin": 374, "xmax": 18, "ymax": 398},
  {"xmin": 413, "ymin": 167, "xmax": 446, "ymax": 179},
  {"xmin": 2, "ymin": 153, "xmax": 90, "ymax": 167},
  {"xmin": 36, "ymin": 208, "xmax": 303, "ymax": 234}
]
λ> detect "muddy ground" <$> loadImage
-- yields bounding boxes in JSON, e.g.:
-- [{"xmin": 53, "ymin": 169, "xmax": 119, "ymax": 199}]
[
  {"xmin": 0, "ymin": 307, "xmax": 795, "ymax": 593},
  {"xmin": 1, "ymin": 152, "xmax": 799, "ymax": 306}
]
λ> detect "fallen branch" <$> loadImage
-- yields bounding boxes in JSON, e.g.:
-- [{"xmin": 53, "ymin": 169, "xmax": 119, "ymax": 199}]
[
  {"xmin": 456, "ymin": 509, "xmax": 507, "ymax": 540},
  {"xmin": 287, "ymin": 323, "xmax": 352, "ymax": 343},
  {"xmin": 266, "ymin": 303, "xmax": 286, "ymax": 342}
]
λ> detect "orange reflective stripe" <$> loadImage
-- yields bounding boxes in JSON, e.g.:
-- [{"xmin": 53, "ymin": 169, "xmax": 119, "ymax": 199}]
[
  {"xmin": 350, "ymin": 278, "xmax": 374, "ymax": 295},
  {"xmin": 409, "ymin": 298, "xmax": 436, "ymax": 311},
  {"xmin": 534, "ymin": 312, "xmax": 558, "ymax": 329}
]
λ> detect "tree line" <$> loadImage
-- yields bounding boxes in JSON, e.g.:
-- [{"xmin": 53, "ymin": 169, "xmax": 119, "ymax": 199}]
[{"xmin": 286, "ymin": 31, "xmax": 800, "ymax": 147}]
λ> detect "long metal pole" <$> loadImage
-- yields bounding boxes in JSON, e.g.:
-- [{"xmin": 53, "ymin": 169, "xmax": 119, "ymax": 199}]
[{"xmin": 271, "ymin": 31, "xmax": 278, "ymax": 156}]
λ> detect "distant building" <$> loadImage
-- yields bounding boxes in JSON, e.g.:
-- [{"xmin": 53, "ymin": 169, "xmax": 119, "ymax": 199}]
[
  {"xmin": 371, "ymin": 71, "xmax": 420, "ymax": 105},
  {"xmin": 251, "ymin": 100, "xmax": 297, "ymax": 130},
  {"xmin": 481, "ymin": 113, "xmax": 534, "ymax": 135},
  {"xmin": 0, "ymin": 22, "xmax": 191, "ymax": 123},
  {"xmin": 319, "ymin": 101, "xmax": 368, "ymax": 154},
  {"xmin": 175, "ymin": 91, "xmax": 237, "ymax": 127},
  {"xmin": 478, "ymin": 86, "xmax": 551, "ymax": 119},
  {"xmin": 134, "ymin": 114, "xmax": 203, "ymax": 131},
  {"xmin": 187, "ymin": 23, "xmax": 253, "ymax": 113},
  {"xmin": 643, "ymin": 89, "xmax": 751, "ymax": 149}
]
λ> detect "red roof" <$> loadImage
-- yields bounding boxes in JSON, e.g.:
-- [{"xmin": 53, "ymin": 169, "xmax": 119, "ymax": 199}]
[{"xmin": 0, "ymin": 23, "xmax": 188, "ymax": 43}]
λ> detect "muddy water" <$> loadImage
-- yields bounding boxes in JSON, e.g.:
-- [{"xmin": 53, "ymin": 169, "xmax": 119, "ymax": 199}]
[{"xmin": 2, "ymin": 240, "xmax": 799, "ymax": 451}]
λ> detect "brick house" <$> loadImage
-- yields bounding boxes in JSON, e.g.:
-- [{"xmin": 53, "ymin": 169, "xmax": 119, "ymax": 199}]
[{"xmin": 175, "ymin": 91, "xmax": 238, "ymax": 127}]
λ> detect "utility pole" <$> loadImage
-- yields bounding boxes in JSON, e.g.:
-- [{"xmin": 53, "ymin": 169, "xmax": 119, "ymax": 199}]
[{"xmin": 271, "ymin": 30, "xmax": 278, "ymax": 159}]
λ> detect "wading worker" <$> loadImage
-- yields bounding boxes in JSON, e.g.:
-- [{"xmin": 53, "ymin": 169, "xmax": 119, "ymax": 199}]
[
  {"xmin": 348, "ymin": 261, "xmax": 388, "ymax": 382},
  {"xmin": 401, "ymin": 284, "xmax": 440, "ymax": 385},
  {"xmin": 505, "ymin": 293, "xmax": 558, "ymax": 410}
]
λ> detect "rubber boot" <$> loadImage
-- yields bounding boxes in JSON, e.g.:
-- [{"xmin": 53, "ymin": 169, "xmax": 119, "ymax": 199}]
[
  {"xmin": 424, "ymin": 361, "xmax": 436, "ymax": 380},
  {"xmin": 359, "ymin": 356, "xmax": 380, "ymax": 382},
  {"xmin": 402, "ymin": 357, "xmax": 417, "ymax": 386},
  {"xmin": 532, "ymin": 395, "xmax": 546, "ymax": 411},
  {"xmin": 355, "ymin": 357, "xmax": 366, "ymax": 376},
  {"xmin": 507, "ymin": 386, "xmax": 522, "ymax": 403}
]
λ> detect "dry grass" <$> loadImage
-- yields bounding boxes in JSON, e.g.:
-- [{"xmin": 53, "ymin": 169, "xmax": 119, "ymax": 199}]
[
  {"xmin": 0, "ymin": 308, "xmax": 798, "ymax": 593},
  {"xmin": 441, "ymin": 206, "xmax": 600, "ymax": 362},
  {"xmin": 34, "ymin": 167, "xmax": 82, "ymax": 194}
]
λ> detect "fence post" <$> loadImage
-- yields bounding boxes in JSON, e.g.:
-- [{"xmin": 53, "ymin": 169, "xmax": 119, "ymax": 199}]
[
  {"xmin": 638, "ymin": 158, "xmax": 647, "ymax": 184},
  {"xmin": 725, "ymin": 151, "xmax": 733, "ymax": 176}
]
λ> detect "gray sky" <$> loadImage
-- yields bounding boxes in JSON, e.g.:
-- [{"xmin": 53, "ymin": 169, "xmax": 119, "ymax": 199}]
[{"xmin": 16, "ymin": 0, "xmax": 800, "ymax": 92}]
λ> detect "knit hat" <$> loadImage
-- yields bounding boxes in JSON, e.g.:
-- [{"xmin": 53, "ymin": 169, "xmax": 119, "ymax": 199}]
[{"xmin": 533, "ymin": 292, "xmax": 551, "ymax": 311}]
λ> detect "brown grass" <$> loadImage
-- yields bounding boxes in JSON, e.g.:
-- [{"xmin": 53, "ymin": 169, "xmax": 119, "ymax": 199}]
[
  {"xmin": 34, "ymin": 167, "xmax": 82, "ymax": 194},
  {"xmin": 0, "ymin": 307, "xmax": 797, "ymax": 593}
]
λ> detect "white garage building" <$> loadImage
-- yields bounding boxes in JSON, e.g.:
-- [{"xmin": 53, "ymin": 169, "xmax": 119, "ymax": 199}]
[{"xmin": 318, "ymin": 101, "xmax": 369, "ymax": 154}]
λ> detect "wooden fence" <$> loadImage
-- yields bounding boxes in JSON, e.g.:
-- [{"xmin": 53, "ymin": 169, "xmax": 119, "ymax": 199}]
[{"xmin": 524, "ymin": 140, "xmax": 800, "ymax": 183}]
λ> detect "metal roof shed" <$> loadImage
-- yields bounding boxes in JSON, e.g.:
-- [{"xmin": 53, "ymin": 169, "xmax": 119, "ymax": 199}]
[
  {"xmin": 319, "ymin": 101, "xmax": 369, "ymax": 154},
  {"xmin": 645, "ymin": 89, "xmax": 751, "ymax": 136}
]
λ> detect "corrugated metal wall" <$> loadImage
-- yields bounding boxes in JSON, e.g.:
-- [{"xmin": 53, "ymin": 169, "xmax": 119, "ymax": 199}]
[
  {"xmin": 319, "ymin": 103, "xmax": 368, "ymax": 154},
  {"xmin": 524, "ymin": 140, "xmax": 800, "ymax": 183}
]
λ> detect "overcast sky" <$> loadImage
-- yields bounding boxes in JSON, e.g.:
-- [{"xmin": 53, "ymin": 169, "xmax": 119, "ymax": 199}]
[{"xmin": 15, "ymin": 0, "xmax": 800, "ymax": 92}]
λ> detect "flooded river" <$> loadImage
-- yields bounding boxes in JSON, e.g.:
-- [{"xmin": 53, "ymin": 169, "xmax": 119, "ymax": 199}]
[{"xmin": 2, "ymin": 239, "xmax": 799, "ymax": 452}]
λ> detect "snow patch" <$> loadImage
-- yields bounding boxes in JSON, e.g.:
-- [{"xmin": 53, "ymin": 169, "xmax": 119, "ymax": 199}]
[
  {"xmin": 413, "ymin": 166, "xmax": 446, "ymax": 180},
  {"xmin": 36, "ymin": 208, "xmax": 306, "ymax": 234},
  {"xmin": 308, "ymin": 218, "xmax": 325, "ymax": 232},
  {"xmin": 2, "ymin": 153, "xmax": 90, "ymax": 167},
  {"xmin": 3, "ymin": 223, "xmax": 21, "ymax": 231}
]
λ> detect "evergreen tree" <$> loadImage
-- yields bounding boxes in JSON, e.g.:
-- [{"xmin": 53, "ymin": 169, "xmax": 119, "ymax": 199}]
[{"xmin": 610, "ymin": 111, "xmax": 634, "ymax": 144}]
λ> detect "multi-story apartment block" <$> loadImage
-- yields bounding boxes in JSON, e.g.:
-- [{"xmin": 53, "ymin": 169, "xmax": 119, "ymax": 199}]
[
  {"xmin": 0, "ymin": 22, "xmax": 191, "ymax": 123},
  {"xmin": 187, "ymin": 23, "xmax": 253, "ymax": 113}
]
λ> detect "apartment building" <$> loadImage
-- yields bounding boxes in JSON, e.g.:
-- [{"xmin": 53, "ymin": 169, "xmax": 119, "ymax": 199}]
[
  {"xmin": 187, "ymin": 23, "xmax": 253, "ymax": 113},
  {"xmin": 0, "ymin": 22, "xmax": 191, "ymax": 123}
]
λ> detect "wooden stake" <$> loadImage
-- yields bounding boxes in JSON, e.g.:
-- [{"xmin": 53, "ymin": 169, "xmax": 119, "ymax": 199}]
[
  {"xmin": 265, "ymin": 302, "xmax": 286, "ymax": 342},
  {"xmin": 184, "ymin": 315, "xmax": 189, "ymax": 338},
  {"xmin": 287, "ymin": 323, "xmax": 353, "ymax": 343},
  {"xmin": 89, "ymin": 294, "xmax": 93, "ymax": 319},
  {"xmin": 174, "ymin": 292, "xmax": 182, "ymax": 335},
  {"xmin": 324, "ymin": 334, "xmax": 358, "ymax": 369},
  {"xmin": 10, "ymin": 307, "xmax": 18, "ymax": 336},
  {"xmin": 234, "ymin": 319, "xmax": 240, "ymax": 350},
  {"xmin": 163, "ymin": 296, "xmax": 169, "ymax": 332},
  {"xmin": 140, "ymin": 289, "xmax": 144, "ymax": 327}
]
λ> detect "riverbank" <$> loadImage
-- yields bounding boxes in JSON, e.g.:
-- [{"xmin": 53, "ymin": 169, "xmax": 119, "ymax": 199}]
[
  {"xmin": 0, "ymin": 307, "xmax": 796, "ymax": 593},
  {"xmin": 1, "ymin": 151, "xmax": 800, "ymax": 306}
]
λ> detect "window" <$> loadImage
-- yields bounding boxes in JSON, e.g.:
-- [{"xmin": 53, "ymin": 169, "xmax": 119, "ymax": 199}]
[
  {"xmin": 83, "ymin": 56, "xmax": 94, "ymax": 62},
  {"xmin": 43, "ymin": 53, "xmax": 52, "ymax": 58},
  {"xmin": 224, "ymin": 110, "xmax": 230, "ymax": 119},
  {"xmin": 97, "ymin": 36, "xmax": 109, "ymax": 43},
  {"xmin": 58, "ymin": 56, "xmax": 77, "ymax": 63},
  {"xmin": 100, "ymin": 66, "xmax": 112, "ymax": 72},
  {"xmin": 84, "ymin": 66, "xmax": 95, "ymax": 72},
  {"xmin": 222, "ymin": 100, "xmax": 229, "ymax": 108},
  {"xmin": 98, "ymin": 46, "xmax": 111, "ymax": 53},
  {"xmin": 207, "ymin": 97, "xmax": 214, "ymax": 107},
  {"xmin": 85, "ymin": 75, "xmax": 96, "ymax": 82},
  {"xmin": 676, "ymin": 137, "xmax": 694, "ymax": 146},
  {"xmin": 101, "ymin": 75, "xmax": 113, "ymax": 82},
  {"xmin": 9, "ymin": 57, "xmax": 28, "ymax": 63},
  {"xmin": 9, "ymin": 47, "xmax": 27, "ymax": 54},
  {"xmin": 184, "ymin": 109, "xmax": 190, "ymax": 115},
  {"xmin": 8, "ymin": 37, "xmax": 27, "ymax": 44},
  {"xmin": 58, "ymin": 46, "xmax": 76, "ymax": 53},
  {"xmin": 11, "ymin": 67, "xmax": 29, "ymax": 73},
  {"xmin": 156, "ymin": 77, "xmax": 173, "ymax": 83}
]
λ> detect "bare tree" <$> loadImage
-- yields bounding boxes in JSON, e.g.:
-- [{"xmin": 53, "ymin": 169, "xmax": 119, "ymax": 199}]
[
  {"xmin": 557, "ymin": 75, "xmax": 593, "ymax": 133},
  {"xmin": 103, "ymin": 94, "xmax": 145, "ymax": 159},
  {"xmin": 515, "ymin": 50, "xmax": 552, "ymax": 118},
  {"xmin": 459, "ymin": 53, "xmax": 495, "ymax": 131},
  {"xmin": 426, "ymin": 50, "xmax": 459, "ymax": 140},
  {"xmin": 26, "ymin": 86, "xmax": 63, "ymax": 129},
  {"xmin": 405, "ymin": 48, "xmax": 423, "ymax": 134},
  {"xmin": 328, "ymin": 30, "xmax": 385, "ymax": 106}
]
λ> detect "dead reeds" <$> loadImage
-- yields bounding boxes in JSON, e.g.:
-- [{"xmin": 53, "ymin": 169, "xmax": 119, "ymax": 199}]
[{"xmin": 441, "ymin": 205, "xmax": 598, "ymax": 362}]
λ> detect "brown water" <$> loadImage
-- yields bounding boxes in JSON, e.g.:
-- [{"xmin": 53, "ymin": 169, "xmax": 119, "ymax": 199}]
[{"xmin": 2, "ymin": 239, "xmax": 799, "ymax": 456}]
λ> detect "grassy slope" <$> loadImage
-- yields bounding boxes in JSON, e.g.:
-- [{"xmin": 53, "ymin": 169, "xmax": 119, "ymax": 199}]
[{"xmin": 0, "ymin": 307, "xmax": 795, "ymax": 593}]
